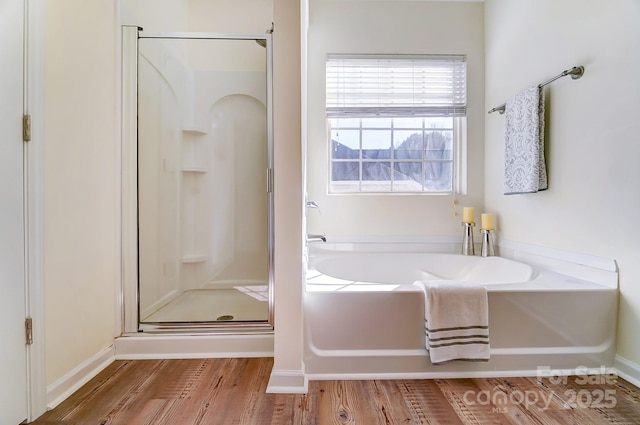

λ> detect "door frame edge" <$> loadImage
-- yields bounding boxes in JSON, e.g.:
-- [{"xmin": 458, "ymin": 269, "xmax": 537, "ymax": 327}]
[{"xmin": 25, "ymin": 0, "xmax": 47, "ymax": 420}]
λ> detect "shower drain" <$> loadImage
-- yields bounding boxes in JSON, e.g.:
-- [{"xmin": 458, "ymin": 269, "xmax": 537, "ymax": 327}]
[{"xmin": 216, "ymin": 315, "xmax": 234, "ymax": 321}]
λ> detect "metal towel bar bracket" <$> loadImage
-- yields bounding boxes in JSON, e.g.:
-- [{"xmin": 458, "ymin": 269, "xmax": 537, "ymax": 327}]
[{"xmin": 488, "ymin": 65, "xmax": 585, "ymax": 114}]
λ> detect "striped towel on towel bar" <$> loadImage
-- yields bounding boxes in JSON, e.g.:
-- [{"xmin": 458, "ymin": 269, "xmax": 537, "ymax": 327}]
[{"xmin": 413, "ymin": 280, "xmax": 490, "ymax": 365}]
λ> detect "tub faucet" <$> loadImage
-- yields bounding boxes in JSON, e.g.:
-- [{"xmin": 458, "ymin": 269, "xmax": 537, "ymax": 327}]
[{"xmin": 307, "ymin": 233, "xmax": 327, "ymax": 243}]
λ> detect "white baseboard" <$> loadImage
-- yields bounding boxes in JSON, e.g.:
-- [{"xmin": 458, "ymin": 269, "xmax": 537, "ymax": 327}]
[
  {"xmin": 114, "ymin": 333, "xmax": 274, "ymax": 359},
  {"xmin": 615, "ymin": 355, "xmax": 640, "ymax": 388},
  {"xmin": 266, "ymin": 368, "xmax": 308, "ymax": 393},
  {"xmin": 38, "ymin": 341, "xmax": 638, "ymax": 408},
  {"xmin": 46, "ymin": 345, "xmax": 116, "ymax": 410}
]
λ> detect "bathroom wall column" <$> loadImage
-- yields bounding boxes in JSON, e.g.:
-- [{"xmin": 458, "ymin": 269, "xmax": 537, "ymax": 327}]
[{"xmin": 267, "ymin": 0, "xmax": 306, "ymax": 393}]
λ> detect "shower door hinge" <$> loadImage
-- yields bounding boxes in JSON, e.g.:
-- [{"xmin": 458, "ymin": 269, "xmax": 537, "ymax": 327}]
[
  {"xmin": 25, "ymin": 317, "xmax": 33, "ymax": 345},
  {"xmin": 23, "ymin": 114, "xmax": 31, "ymax": 142}
]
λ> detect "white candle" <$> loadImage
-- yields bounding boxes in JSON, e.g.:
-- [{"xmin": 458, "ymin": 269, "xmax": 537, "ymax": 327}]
[
  {"xmin": 462, "ymin": 207, "xmax": 475, "ymax": 224},
  {"xmin": 481, "ymin": 213, "xmax": 495, "ymax": 230}
]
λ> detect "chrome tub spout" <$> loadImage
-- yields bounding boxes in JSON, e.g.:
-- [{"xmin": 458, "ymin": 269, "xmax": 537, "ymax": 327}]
[{"xmin": 307, "ymin": 233, "xmax": 326, "ymax": 243}]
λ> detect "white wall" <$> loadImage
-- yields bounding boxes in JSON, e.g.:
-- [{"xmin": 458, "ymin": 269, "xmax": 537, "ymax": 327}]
[
  {"xmin": 43, "ymin": 1, "xmax": 118, "ymax": 385},
  {"xmin": 269, "ymin": 0, "xmax": 305, "ymax": 391},
  {"xmin": 306, "ymin": 0, "xmax": 485, "ymax": 239},
  {"xmin": 120, "ymin": 0, "xmax": 189, "ymax": 31},
  {"xmin": 188, "ymin": 0, "xmax": 273, "ymax": 33},
  {"xmin": 484, "ymin": 0, "xmax": 640, "ymax": 365}
]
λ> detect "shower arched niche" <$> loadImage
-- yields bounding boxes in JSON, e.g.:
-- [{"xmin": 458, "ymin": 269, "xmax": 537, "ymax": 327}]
[{"xmin": 121, "ymin": 29, "xmax": 274, "ymax": 332}]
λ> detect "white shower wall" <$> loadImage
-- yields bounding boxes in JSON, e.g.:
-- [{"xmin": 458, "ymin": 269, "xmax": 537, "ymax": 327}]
[
  {"xmin": 138, "ymin": 42, "xmax": 182, "ymax": 316},
  {"xmin": 138, "ymin": 38, "xmax": 269, "ymax": 318}
]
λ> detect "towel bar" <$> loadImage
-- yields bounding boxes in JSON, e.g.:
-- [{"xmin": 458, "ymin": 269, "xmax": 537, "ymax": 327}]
[{"xmin": 488, "ymin": 66, "xmax": 584, "ymax": 114}]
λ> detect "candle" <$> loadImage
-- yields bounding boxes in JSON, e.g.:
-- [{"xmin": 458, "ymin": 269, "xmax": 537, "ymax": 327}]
[
  {"xmin": 481, "ymin": 213, "xmax": 495, "ymax": 230},
  {"xmin": 462, "ymin": 207, "xmax": 475, "ymax": 224}
]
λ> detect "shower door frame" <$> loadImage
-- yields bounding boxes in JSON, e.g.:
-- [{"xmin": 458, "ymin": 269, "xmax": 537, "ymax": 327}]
[{"xmin": 121, "ymin": 27, "xmax": 275, "ymax": 333}]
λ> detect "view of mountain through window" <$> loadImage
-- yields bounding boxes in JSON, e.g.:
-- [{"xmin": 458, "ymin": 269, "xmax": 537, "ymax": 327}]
[{"xmin": 330, "ymin": 117, "xmax": 454, "ymax": 192}]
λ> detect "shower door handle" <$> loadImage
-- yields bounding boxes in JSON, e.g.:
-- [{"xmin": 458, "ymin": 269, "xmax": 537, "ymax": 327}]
[{"xmin": 267, "ymin": 168, "xmax": 274, "ymax": 193}]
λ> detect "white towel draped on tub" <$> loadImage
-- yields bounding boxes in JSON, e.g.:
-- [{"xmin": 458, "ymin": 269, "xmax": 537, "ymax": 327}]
[
  {"xmin": 504, "ymin": 86, "xmax": 547, "ymax": 194},
  {"xmin": 414, "ymin": 281, "xmax": 490, "ymax": 365}
]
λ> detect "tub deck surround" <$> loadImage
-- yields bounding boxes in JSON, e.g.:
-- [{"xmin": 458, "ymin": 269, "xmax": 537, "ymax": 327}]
[
  {"xmin": 306, "ymin": 252, "xmax": 613, "ymax": 293},
  {"xmin": 304, "ymin": 238, "xmax": 618, "ymax": 379}
]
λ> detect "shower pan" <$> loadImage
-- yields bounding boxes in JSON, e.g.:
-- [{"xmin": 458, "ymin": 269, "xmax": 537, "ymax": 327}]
[{"xmin": 121, "ymin": 28, "xmax": 273, "ymax": 332}]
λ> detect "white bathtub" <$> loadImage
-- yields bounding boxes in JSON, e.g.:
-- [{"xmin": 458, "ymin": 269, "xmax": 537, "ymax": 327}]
[{"xmin": 304, "ymin": 246, "xmax": 618, "ymax": 379}]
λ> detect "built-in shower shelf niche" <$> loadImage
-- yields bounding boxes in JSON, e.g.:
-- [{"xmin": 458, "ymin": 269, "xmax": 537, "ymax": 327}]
[
  {"xmin": 182, "ymin": 254, "xmax": 208, "ymax": 264},
  {"xmin": 182, "ymin": 125, "xmax": 209, "ymax": 135},
  {"xmin": 182, "ymin": 165, "xmax": 208, "ymax": 173},
  {"xmin": 181, "ymin": 126, "xmax": 210, "ymax": 175}
]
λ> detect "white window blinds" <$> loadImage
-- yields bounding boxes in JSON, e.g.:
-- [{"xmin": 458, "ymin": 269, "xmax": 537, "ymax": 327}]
[{"xmin": 326, "ymin": 54, "xmax": 467, "ymax": 118}]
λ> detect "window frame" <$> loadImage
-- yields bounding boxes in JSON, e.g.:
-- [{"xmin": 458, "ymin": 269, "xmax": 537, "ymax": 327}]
[{"xmin": 325, "ymin": 54, "xmax": 467, "ymax": 195}]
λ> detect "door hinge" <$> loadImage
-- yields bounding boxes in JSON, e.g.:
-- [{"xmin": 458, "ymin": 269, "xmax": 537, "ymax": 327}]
[
  {"xmin": 25, "ymin": 317, "xmax": 33, "ymax": 345},
  {"xmin": 23, "ymin": 114, "xmax": 31, "ymax": 142}
]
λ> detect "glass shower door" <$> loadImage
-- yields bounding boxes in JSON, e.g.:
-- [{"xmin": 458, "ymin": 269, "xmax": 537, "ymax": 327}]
[{"xmin": 136, "ymin": 35, "xmax": 272, "ymax": 328}]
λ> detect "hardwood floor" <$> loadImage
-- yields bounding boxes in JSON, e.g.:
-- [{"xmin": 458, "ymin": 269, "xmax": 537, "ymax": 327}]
[{"xmin": 31, "ymin": 358, "xmax": 640, "ymax": 425}]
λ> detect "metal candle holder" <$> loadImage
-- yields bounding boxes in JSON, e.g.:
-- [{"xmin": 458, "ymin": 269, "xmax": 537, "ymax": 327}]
[
  {"xmin": 462, "ymin": 222, "xmax": 475, "ymax": 256},
  {"xmin": 480, "ymin": 229, "xmax": 495, "ymax": 257}
]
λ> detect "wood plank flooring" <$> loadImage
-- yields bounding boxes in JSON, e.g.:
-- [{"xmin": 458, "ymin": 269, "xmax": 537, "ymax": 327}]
[{"xmin": 30, "ymin": 358, "xmax": 640, "ymax": 425}]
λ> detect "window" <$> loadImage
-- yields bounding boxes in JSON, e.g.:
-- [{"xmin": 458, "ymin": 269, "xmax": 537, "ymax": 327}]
[{"xmin": 326, "ymin": 55, "xmax": 467, "ymax": 193}]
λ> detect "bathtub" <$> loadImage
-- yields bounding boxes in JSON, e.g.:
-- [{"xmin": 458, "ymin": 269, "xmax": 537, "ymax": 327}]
[{"xmin": 304, "ymin": 243, "xmax": 618, "ymax": 379}]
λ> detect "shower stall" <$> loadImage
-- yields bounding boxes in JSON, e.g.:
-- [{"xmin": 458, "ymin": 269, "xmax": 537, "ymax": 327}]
[{"xmin": 121, "ymin": 28, "xmax": 274, "ymax": 332}]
